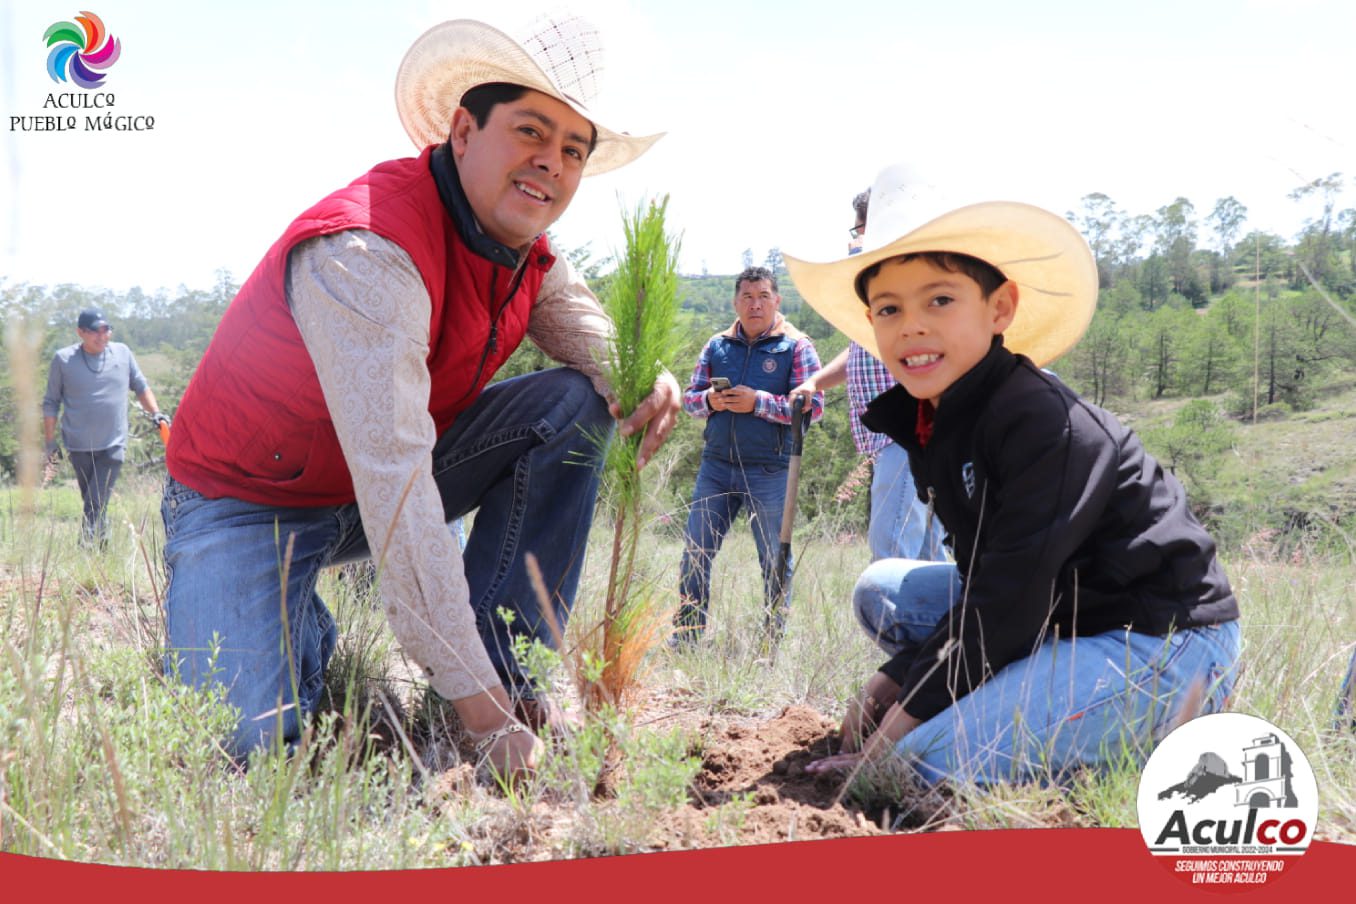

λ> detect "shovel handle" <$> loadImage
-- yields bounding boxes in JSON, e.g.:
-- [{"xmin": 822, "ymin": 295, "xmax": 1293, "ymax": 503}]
[
  {"xmin": 790, "ymin": 393, "xmax": 807, "ymax": 456},
  {"xmin": 778, "ymin": 394, "xmax": 808, "ymax": 546}
]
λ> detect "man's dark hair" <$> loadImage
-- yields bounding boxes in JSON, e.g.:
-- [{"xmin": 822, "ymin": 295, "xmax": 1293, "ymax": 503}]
[
  {"xmin": 852, "ymin": 189, "xmax": 871, "ymax": 227},
  {"xmin": 458, "ymin": 82, "xmax": 598, "ymax": 155},
  {"xmin": 734, "ymin": 265, "xmax": 778, "ymax": 295},
  {"xmin": 854, "ymin": 252, "xmax": 1008, "ymax": 304}
]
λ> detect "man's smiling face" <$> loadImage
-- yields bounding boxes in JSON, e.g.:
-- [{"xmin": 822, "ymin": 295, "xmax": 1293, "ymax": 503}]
[
  {"xmin": 78, "ymin": 324, "xmax": 112, "ymax": 355},
  {"xmin": 450, "ymin": 89, "xmax": 593, "ymax": 248}
]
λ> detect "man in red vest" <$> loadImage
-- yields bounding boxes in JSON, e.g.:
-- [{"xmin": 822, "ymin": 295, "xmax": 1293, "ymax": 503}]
[{"xmin": 162, "ymin": 13, "xmax": 673, "ymax": 774}]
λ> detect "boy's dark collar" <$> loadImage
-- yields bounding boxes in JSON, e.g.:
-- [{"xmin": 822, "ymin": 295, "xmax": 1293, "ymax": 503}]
[
  {"xmin": 429, "ymin": 142, "xmax": 522, "ymax": 270},
  {"xmin": 862, "ymin": 337, "xmax": 1013, "ymax": 446}
]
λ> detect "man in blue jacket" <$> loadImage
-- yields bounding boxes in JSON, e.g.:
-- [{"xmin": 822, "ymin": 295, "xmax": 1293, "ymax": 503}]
[{"xmin": 676, "ymin": 266, "xmax": 823, "ymax": 643}]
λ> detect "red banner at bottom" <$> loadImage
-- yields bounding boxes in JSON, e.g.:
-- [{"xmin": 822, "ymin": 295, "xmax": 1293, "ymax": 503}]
[{"xmin": 1, "ymin": 829, "xmax": 1351, "ymax": 901}]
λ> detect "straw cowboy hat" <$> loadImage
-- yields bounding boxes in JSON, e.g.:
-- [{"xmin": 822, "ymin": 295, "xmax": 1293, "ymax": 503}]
[
  {"xmin": 395, "ymin": 12, "xmax": 662, "ymax": 176},
  {"xmin": 783, "ymin": 164, "xmax": 1098, "ymax": 368}
]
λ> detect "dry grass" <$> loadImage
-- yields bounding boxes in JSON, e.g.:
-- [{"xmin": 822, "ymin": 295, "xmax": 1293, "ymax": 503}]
[{"xmin": 2, "ymin": 442, "xmax": 1353, "ymax": 865}]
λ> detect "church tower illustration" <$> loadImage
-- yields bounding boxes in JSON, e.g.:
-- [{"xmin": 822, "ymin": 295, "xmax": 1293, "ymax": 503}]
[{"xmin": 1234, "ymin": 733, "xmax": 1298, "ymax": 808}]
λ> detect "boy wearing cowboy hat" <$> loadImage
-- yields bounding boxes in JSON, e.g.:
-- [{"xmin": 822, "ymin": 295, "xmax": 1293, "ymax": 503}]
[
  {"xmin": 787, "ymin": 165, "xmax": 1240, "ymax": 785},
  {"xmin": 162, "ymin": 13, "xmax": 673, "ymax": 775}
]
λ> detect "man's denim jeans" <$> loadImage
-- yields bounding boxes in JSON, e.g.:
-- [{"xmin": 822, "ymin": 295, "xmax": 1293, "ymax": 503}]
[
  {"xmin": 868, "ymin": 442, "xmax": 946, "ymax": 563},
  {"xmin": 70, "ymin": 447, "xmax": 123, "ymax": 545},
  {"xmin": 162, "ymin": 368, "xmax": 609, "ymax": 760},
  {"xmin": 678, "ymin": 457, "xmax": 791, "ymax": 635},
  {"xmin": 1337, "ymin": 646, "xmax": 1356, "ymax": 730},
  {"xmin": 853, "ymin": 559, "xmax": 1241, "ymax": 785}
]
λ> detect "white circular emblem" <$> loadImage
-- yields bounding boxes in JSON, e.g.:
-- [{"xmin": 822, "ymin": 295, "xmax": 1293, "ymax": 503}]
[
  {"xmin": 762, "ymin": 358, "xmax": 777, "ymax": 373},
  {"xmin": 1137, "ymin": 712, "xmax": 1318, "ymax": 892}
]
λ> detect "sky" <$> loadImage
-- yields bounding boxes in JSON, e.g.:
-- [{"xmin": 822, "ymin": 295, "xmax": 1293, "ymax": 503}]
[{"xmin": 2, "ymin": 0, "xmax": 1354, "ymax": 295}]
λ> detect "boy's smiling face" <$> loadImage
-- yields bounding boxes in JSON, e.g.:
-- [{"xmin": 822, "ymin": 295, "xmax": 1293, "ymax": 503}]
[{"xmin": 864, "ymin": 256, "xmax": 1017, "ymax": 407}]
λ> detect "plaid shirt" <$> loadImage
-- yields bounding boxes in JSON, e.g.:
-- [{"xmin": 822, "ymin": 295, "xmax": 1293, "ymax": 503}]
[
  {"xmin": 682, "ymin": 318, "xmax": 824, "ymax": 425},
  {"xmin": 846, "ymin": 341, "xmax": 897, "ymax": 457}
]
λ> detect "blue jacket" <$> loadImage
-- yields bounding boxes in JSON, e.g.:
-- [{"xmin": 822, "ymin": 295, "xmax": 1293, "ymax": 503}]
[{"xmin": 702, "ymin": 321, "xmax": 802, "ymax": 467}]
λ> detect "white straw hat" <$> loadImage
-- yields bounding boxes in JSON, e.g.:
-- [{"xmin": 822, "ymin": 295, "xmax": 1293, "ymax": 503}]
[
  {"xmin": 395, "ymin": 12, "xmax": 662, "ymax": 176},
  {"xmin": 783, "ymin": 163, "xmax": 1098, "ymax": 367}
]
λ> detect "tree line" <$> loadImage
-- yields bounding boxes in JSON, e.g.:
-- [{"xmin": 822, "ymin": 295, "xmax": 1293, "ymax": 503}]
[
  {"xmin": 1067, "ymin": 173, "xmax": 1356, "ymax": 304},
  {"xmin": 3, "ymin": 175, "xmax": 1354, "ymax": 534},
  {"xmin": 1061, "ymin": 174, "xmax": 1356, "ymax": 414}
]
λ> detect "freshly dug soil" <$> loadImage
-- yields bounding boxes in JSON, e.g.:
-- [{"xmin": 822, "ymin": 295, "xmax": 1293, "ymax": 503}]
[
  {"xmin": 651, "ymin": 704, "xmax": 887, "ymax": 848},
  {"xmin": 421, "ymin": 695, "xmax": 962, "ymax": 861}
]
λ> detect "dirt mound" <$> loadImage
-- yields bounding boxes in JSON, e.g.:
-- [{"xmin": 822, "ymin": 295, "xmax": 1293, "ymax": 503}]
[
  {"xmin": 652, "ymin": 704, "xmax": 886, "ymax": 848},
  {"xmin": 419, "ymin": 696, "xmax": 968, "ymax": 859}
]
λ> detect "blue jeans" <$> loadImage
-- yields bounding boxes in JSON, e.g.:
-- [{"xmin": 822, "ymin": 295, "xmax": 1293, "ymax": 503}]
[
  {"xmin": 853, "ymin": 559, "xmax": 1240, "ymax": 785},
  {"xmin": 677, "ymin": 457, "xmax": 790, "ymax": 635},
  {"xmin": 868, "ymin": 442, "xmax": 945, "ymax": 562},
  {"xmin": 162, "ymin": 368, "xmax": 609, "ymax": 760},
  {"xmin": 1337, "ymin": 646, "xmax": 1356, "ymax": 730}
]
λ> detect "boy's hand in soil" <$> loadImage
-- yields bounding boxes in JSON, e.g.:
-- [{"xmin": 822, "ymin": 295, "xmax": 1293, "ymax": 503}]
[
  {"xmin": 837, "ymin": 671, "xmax": 901, "ymax": 753},
  {"xmin": 804, "ymin": 749, "xmax": 861, "ymax": 774},
  {"xmin": 807, "ymin": 701, "xmax": 921, "ymax": 774}
]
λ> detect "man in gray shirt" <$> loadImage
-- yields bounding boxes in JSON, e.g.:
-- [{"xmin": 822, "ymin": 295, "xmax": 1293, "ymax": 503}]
[{"xmin": 43, "ymin": 308, "xmax": 168, "ymax": 546}]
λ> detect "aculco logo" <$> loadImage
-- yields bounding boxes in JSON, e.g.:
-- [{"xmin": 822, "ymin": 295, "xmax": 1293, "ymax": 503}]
[
  {"xmin": 1137, "ymin": 712, "xmax": 1317, "ymax": 892},
  {"xmin": 1153, "ymin": 806, "xmax": 1310, "ymax": 848}
]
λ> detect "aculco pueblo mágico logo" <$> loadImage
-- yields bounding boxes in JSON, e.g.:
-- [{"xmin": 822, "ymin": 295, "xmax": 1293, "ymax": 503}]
[
  {"xmin": 45, "ymin": 10, "xmax": 121, "ymax": 89},
  {"xmin": 12, "ymin": 11, "xmax": 152, "ymax": 134}
]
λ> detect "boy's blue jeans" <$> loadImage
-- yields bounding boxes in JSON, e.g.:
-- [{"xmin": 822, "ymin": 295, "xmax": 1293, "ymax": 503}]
[
  {"xmin": 853, "ymin": 559, "xmax": 1240, "ymax": 786},
  {"xmin": 868, "ymin": 442, "xmax": 946, "ymax": 562},
  {"xmin": 162, "ymin": 369, "xmax": 609, "ymax": 760},
  {"xmin": 677, "ymin": 457, "xmax": 790, "ymax": 635}
]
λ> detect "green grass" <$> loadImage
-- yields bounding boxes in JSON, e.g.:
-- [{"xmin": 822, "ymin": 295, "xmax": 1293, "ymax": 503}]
[
  {"xmin": 2, "ymin": 443, "xmax": 1354, "ymax": 867},
  {"xmin": 1122, "ymin": 382, "xmax": 1356, "ymax": 554}
]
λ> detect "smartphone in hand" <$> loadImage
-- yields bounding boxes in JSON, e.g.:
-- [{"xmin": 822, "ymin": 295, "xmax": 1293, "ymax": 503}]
[{"xmin": 709, "ymin": 376, "xmax": 731, "ymax": 392}]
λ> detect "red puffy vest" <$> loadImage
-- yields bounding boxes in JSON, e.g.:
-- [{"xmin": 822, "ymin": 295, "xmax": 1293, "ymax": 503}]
[{"xmin": 167, "ymin": 146, "xmax": 553, "ymax": 506}]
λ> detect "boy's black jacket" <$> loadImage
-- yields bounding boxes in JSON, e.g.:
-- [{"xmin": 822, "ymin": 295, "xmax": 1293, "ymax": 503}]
[{"xmin": 861, "ymin": 338, "xmax": 1239, "ymax": 722}]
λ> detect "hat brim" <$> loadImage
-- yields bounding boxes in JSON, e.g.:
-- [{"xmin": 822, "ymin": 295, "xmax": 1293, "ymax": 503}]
[
  {"xmin": 783, "ymin": 201, "xmax": 1098, "ymax": 368},
  {"xmin": 394, "ymin": 19, "xmax": 662, "ymax": 176}
]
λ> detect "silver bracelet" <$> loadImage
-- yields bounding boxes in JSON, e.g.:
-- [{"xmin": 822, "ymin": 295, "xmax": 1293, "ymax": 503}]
[{"xmin": 472, "ymin": 722, "xmax": 527, "ymax": 760}]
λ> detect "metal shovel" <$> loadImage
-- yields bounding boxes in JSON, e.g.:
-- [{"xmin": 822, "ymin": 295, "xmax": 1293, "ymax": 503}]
[{"xmin": 766, "ymin": 393, "xmax": 809, "ymax": 645}]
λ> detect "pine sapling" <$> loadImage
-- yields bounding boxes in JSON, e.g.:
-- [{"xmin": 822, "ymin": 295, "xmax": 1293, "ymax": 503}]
[{"xmin": 583, "ymin": 196, "xmax": 682, "ymax": 711}]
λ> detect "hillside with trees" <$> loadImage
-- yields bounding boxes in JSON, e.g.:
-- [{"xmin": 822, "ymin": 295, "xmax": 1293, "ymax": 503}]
[{"xmin": 3, "ymin": 174, "xmax": 1355, "ymax": 549}]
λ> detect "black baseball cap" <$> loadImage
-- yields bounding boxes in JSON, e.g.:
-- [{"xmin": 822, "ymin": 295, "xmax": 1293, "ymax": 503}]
[{"xmin": 77, "ymin": 309, "xmax": 110, "ymax": 331}]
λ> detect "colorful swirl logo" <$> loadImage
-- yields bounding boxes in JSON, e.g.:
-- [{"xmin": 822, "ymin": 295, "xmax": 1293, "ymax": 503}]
[{"xmin": 44, "ymin": 11, "xmax": 121, "ymax": 89}]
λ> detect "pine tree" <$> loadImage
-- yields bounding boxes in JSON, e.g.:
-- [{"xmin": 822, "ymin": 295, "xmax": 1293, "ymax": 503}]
[{"xmin": 583, "ymin": 197, "xmax": 683, "ymax": 711}]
